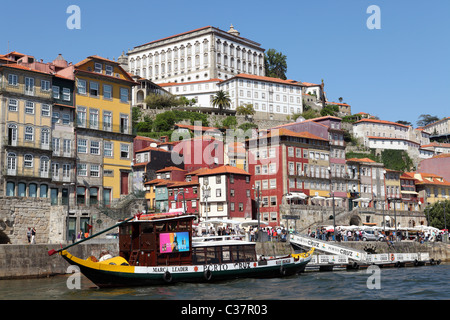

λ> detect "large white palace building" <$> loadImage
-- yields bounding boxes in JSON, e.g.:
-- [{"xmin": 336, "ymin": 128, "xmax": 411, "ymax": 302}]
[
  {"xmin": 123, "ymin": 25, "xmax": 305, "ymax": 120},
  {"xmin": 126, "ymin": 25, "xmax": 266, "ymax": 84}
]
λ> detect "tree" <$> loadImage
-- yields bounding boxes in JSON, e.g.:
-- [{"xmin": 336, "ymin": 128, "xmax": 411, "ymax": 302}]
[
  {"xmin": 236, "ymin": 103, "xmax": 255, "ymax": 116},
  {"xmin": 426, "ymin": 201, "xmax": 450, "ymax": 230},
  {"xmin": 380, "ymin": 149, "xmax": 414, "ymax": 171},
  {"xmin": 396, "ymin": 120, "xmax": 412, "ymax": 126},
  {"xmin": 145, "ymin": 93, "xmax": 181, "ymax": 109},
  {"xmin": 417, "ymin": 114, "xmax": 439, "ymax": 127},
  {"xmin": 211, "ymin": 90, "xmax": 231, "ymax": 114},
  {"xmin": 153, "ymin": 111, "xmax": 176, "ymax": 132},
  {"xmin": 264, "ymin": 49, "xmax": 287, "ymax": 80},
  {"xmin": 222, "ymin": 116, "xmax": 237, "ymax": 129}
]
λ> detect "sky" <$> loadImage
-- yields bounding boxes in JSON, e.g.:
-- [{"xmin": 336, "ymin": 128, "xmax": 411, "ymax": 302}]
[{"xmin": 1, "ymin": 0, "xmax": 448, "ymax": 127}]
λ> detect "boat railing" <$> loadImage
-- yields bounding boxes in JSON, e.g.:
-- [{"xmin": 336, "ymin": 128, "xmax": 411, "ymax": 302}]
[{"xmin": 192, "ymin": 234, "xmax": 245, "ymax": 242}]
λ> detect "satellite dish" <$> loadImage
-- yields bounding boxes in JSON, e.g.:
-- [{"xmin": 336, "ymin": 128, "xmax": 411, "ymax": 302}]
[
  {"xmin": 150, "ymin": 143, "xmax": 157, "ymax": 148},
  {"xmin": 296, "ymin": 116, "xmax": 305, "ymax": 123}
]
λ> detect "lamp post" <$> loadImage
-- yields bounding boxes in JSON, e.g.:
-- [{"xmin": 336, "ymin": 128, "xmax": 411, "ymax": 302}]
[
  {"xmin": 252, "ymin": 185, "xmax": 261, "ymax": 242},
  {"xmin": 388, "ymin": 197, "xmax": 400, "ymax": 241},
  {"xmin": 327, "ymin": 167, "xmax": 336, "ymax": 241},
  {"xmin": 202, "ymin": 180, "xmax": 211, "ymax": 231},
  {"xmin": 63, "ymin": 182, "xmax": 75, "ymax": 243},
  {"xmin": 175, "ymin": 190, "xmax": 186, "ymax": 215}
]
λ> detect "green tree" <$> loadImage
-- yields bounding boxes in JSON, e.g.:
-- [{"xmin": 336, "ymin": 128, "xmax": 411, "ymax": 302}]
[
  {"xmin": 211, "ymin": 90, "xmax": 231, "ymax": 114},
  {"xmin": 222, "ymin": 116, "xmax": 237, "ymax": 129},
  {"xmin": 417, "ymin": 114, "xmax": 439, "ymax": 127},
  {"xmin": 238, "ymin": 122, "xmax": 258, "ymax": 131},
  {"xmin": 153, "ymin": 111, "xmax": 176, "ymax": 132},
  {"xmin": 426, "ymin": 201, "xmax": 450, "ymax": 230},
  {"xmin": 264, "ymin": 48, "xmax": 287, "ymax": 80},
  {"xmin": 236, "ymin": 103, "xmax": 255, "ymax": 116},
  {"xmin": 145, "ymin": 93, "xmax": 181, "ymax": 109},
  {"xmin": 380, "ymin": 149, "xmax": 414, "ymax": 171},
  {"xmin": 320, "ymin": 104, "xmax": 339, "ymax": 117}
]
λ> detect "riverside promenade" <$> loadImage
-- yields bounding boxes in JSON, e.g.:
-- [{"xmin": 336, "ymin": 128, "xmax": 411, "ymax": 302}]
[{"xmin": 0, "ymin": 240, "xmax": 449, "ymax": 280}]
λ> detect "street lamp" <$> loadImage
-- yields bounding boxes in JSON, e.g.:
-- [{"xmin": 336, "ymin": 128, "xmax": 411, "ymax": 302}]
[
  {"xmin": 63, "ymin": 182, "xmax": 75, "ymax": 243},
  {"xmin": 327, "ymin": 167, "xmax": 336, "ymax": 241},
  {"xmin": 202, "ymin": 180, "xmax": 211, "ymax": 231},
  {"xmin": 252, "ymin": 185, "xmax": 261, "ymax": 242},
  {"xmin": 174, "ymin": 190, "xmax": 187, "ymax": 215}
]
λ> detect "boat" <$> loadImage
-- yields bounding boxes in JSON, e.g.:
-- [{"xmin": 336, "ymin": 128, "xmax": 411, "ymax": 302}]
[{"xmin": 49, "ymin": 212, "xmax": 314, "ymax": 288}]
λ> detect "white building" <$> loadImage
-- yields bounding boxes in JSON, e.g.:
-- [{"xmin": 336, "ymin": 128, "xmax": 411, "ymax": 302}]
[
  {"xmin": 126, "ymin": 25, "xmax": 265, "ymax": 85},
  {"xmin": 218, "ymin": 73, "xmax": 304, "ymax": 121}
]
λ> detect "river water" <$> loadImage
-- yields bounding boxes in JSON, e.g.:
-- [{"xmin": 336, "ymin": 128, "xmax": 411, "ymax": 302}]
[{"xmin": 1, "ymin": 263, "xmax": 448, "ymax": 300}]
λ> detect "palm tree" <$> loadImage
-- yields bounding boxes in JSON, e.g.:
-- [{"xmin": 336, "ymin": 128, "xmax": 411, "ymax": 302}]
[{"xmin": 211, "ymin": 90, "xmax": 231, "ymax": 114}]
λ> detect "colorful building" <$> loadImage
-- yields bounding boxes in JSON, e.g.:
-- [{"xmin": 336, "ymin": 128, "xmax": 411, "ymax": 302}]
[{"xmin": 57, "ymin": 55, "xmax": 137, "ymax": 205}]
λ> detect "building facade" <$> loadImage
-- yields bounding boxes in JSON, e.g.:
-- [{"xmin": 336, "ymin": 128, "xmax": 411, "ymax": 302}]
[{"xmin": 126, "ymin": 25, "xmax": 265, "ymax": 85}]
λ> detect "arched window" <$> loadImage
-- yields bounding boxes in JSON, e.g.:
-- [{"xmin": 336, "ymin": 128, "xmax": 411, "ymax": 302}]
[
  {"xmin": 29, "ymin": 183, "xmax": 37, "ymax": 197},
  {"xmin": 6, "ymin": 182, "xmax": 15, "ymax": 196},
  {"xmin": 40, "ymin": 184, "xmax": 48, "ymax": 198},
  {"xmin": 7, "ymin": 152, "xmax": 16, "ymax": 175},
  {"xmin": 40, "ymin": 156, "xmax": 50, "ymax": 178}
]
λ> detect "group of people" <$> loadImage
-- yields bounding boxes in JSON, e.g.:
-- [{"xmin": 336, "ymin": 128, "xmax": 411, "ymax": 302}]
[
  {"xmin": 250, "ymin": 227, "xmax": 291, "ymax": 242},
  {"xmin": 26, "ymin": 227, "xmax": 36, "ymax": 244}
]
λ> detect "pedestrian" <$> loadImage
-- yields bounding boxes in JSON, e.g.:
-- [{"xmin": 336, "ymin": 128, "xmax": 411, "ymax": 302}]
[
  {"xmin": 27, "ymin": 227, "xmax": 31, "ymax": 244},
  {"xmin": 31, "ymin": 227, "xmax": 36, "ymax": 244},
  {"xmin": 250, "ymin": 228, "xmax": 255, "ymax": 242}
]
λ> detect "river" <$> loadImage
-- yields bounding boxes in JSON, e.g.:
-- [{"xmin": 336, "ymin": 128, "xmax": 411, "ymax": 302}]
[{"xmin": 1, "ymin": 263, "xmax": 448, "ymax": 300}]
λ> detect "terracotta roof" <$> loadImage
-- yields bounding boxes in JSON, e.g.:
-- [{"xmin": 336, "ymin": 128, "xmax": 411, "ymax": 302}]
[
  {"xmin": 135, "ymin": 146, "xmax": 170, "ymax": 153},
  {"xmin": 145, "ymin": 178, "xmax": 167, "ymax": 185},
  {"xmin": 261, "ymin": 128, "xmax": 328, "ymax": 141},
  {"xmin": 185, "ymin": 167, "xmax": 210, "ymax": 176},
  {"xmin": 156, "ymin": 166, "xmax": 186, "ymax": 173},
  {"xmin": 196, "ymin": 165, "xmax": 251, "ymax": 176},
  {"xmin": 421, "ymin": 142, "xmax": 450, "ymax": 148},
  {"xmin": 222, "ymin": 73, "xmax": 303, "ymax": 87},
  {"xmin": 167, "ymin": 181, "xmax": 199, "ymax": 188},
  {"xmin": 346, "ymin": 157, "xmax": 376, "ymax": 163},
  {"xmin": 354, "ymin": 118, "xmax": 410, "ymax": 129},
  {"xmin": 0, "ymin": 63, "xmax": 51, "ymax": 75},
  {"xmin": 301, "ymin": 82, "xmax": 320, "ymax": 87}
]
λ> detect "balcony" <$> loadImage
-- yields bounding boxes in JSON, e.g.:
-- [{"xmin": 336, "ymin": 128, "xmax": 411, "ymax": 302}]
[
  {"xmin": 2, "ymin": 167, "xmax": 51, "ymax": 180},
  {"xmin": 4, "ymin": 138, "xmax": 53, "ymax": 152},
  {"xmin": 0, "ymin": 83, "xmax": 52, "ymax": 100},
  {"xmin": 75, "ymin": 121, "xmax": 136, "ymax": 136}
]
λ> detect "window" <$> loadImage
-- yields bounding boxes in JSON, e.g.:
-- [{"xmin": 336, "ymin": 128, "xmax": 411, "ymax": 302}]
[
  {"xmin": 25, "ymin": 101, "xmax": 35, "ymax": 114},
  {"xmin": 40, "ymin": 156, "xmax": 49, "ymax": 177},
  {"xmin": 62, "ymin": 113, "xmax": 70, "ymax": 125},
  {"xmin": 52, "ymin": 112, "xmax": 59, "ymax": 124},
  {"xmin": 77, "ymin": 107, "xmax": 87, "ymax": 127},
  {"xmin": 103, "ymin": 85, "xmax": 112, "ymax": 99},
  {"xmin": 41, "ymin": 80, "xmax": 51, "ymax": 91},
  {"xmin": 120, "ymin": 88, "xmax": 129, "ymax": 103},
  {"xmin": 103, "ymin": 111, "xmax": 112, "ymax": 131},
  {"xmin": 18, "ymin": 183, "xmax": 26, "ymax": 197},
  {"xmin": 89, "ymin": 82, "xmax": 99, "ymax": 96},
  {"xmin": 94, "ymin": 62, "xmax": 102, "ymax": 73},
  {"xmin": 230, "ymin": 202, "xmax": 235, "ymax": 211},
  {"xmin": 25, "ymin": 77, "xmax": 35, "ymax": 95},
  {"xmin": 7, "ymin": 153, "xmax": 17, "ymax": 174},
  {"xmin": 41, "ymin": 129, "xmax": 50, "ymax": 148},
  {"xmin": 25, "ymin": 126, "xmax": 34, "ymax": 141},
  {"xmin": 89, "ymin": 109, "xmax": 99, "ymax": 129},
  {"xmin": 29, "ymin": 183, "xmax": 37, "ymax": 198},
  {"xmin": 90, "ymin": 164, "xmax": 100, "ymax": 177},
  {"xmin": 105, "ymin": 65, "xmax": 113, "ymax": 76},
  {"xmin": 216, "ymin": 189, "xmax": 222, "ymax": 197},
  {"xmin": 24, "ymin": 154, "xmax": 33, "ymax": 168},
  {"xmin": 90, "ymin": 141, "xmax": 100, "ymax": 155},
  {"xmin": 77, "ymin": 187, "xmax": 86, "ymax": 205},
  {"xmin": 77, "ymin": 139, "xmax": 87, "ymax": 153},
  {"xmin": 77, "ymin": 79, "xmax": 86, "ymax": 94},
  {"xmin": 63, "ymin": 164, "xmax": 71, "ymax": 179},
  {"xmin": 41, "ymin": 104, "xmax": 50, "ymax": 117},
  {"xmin": 104, "ymin": 141, "xmax": 113, "ymax": 157},
  {"xmin": 120, "ymin": 144, "xmax": 129, "ymax": 158},
  {"xmin": 63, "ymin": 139, "xmax": 71, "ymax": 155},
  {"xmin": 270, "ymin": 196, "xmax": 277, "ymax": 206},
  {"xmin": 52, "ymin": 86, "xmax": 60, "ymax": 99},
  {"xmin": 62, "ymin": 88, "xmax": 70, "ymax": 101},
  {"xmin": 77, "ymin": 163, "xmax": 87, "ymax": 176},
  {"xmin": 239, "ymin": 203, "xmax": 244, "ymax": 211},
  {"xmin": 8, "ymin": 74, "xmax": 18, "ymax": 86},
  {"xmin": 52, "ymin": 162, "xmax": 59, "ymax": 178},
  {"xmin": 8, "ymin": 99, "xmax": 18, "ymax": 111}
]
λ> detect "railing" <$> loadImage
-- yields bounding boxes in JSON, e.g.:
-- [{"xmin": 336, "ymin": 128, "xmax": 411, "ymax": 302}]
[
  {"xmin": 3, "ymin": 138, "xmax": 53, "ymax": 151},
  {"xmin": 75, "ymin": 121, "xmax": 136, "ymax": 135},
  {"xmin": 0, "ymin": 83, "xmax": 52, "ymax": 100},
  {"xmin": 2, "ymin": 167, "xmax": 51, "ymax": 179}
]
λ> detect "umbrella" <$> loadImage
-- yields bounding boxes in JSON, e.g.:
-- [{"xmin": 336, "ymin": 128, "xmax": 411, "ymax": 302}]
[
  {"xmin": 239, "ymin": 220, "xmax": 269, "ymax": 227},
  {"xmin": 325, "ymin": 225, "xmax": 334, "ymax": 232}
]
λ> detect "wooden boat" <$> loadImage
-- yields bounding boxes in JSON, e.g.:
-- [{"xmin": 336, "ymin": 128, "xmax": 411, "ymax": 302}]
[{"xmin": 49, "ymin": 213, "xmax": 314, "ymax": 288}]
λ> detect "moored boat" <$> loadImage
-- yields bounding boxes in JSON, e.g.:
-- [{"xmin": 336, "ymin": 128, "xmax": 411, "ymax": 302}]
[{"xmin": 50, "ymin": 212, "xmax": 314, "ymax": 288}]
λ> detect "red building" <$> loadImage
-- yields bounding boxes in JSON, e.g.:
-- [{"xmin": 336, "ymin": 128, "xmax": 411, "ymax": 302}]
[
  {"xmin": 167, "ymin": 181, "xmax": 200, "ymax": 216},
  {"xmin": 246, "ymin": 128, "xmax": 329, "ymax": 226}
]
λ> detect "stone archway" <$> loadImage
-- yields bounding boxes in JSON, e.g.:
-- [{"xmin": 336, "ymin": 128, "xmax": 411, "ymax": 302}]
[{"xmin": 349, "ymin": 215, "xmax": 361, "ymax": 226}]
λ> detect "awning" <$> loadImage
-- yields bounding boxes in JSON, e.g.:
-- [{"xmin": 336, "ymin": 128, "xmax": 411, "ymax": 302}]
[
  {"xmin": 401, "ymin": 190, "xmax": 419, "ymax": 195},
  {"xmin": 352, "ymin": 197, "xmax": 371, "ymax": 203},
  {"xmin": 286, "ymin": 192, "xmax": 308, "ymax": 200}
]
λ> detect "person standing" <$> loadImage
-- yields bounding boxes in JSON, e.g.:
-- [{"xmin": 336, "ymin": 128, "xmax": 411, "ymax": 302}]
[
  {"xmin": 31, "ymin": 227, "xmax": 36, "ymax": 244},
  {"xmin": 27, "ymin": 228, "xmax": 32, "ymax": 244}
]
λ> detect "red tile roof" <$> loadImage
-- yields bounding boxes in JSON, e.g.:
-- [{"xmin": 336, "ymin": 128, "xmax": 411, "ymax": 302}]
[
  {"xmin": 346, "ymin": 157, "xmax": 376, "ymax": 163},
  {"xmin": 196, "ymin": 165, "xmax": 251, "ymax": 176},
  {"xmin": 223, "ymin": 73, "xmax": 303, "ymax": 86},
  {"xmin": 355, "ymin": 118, "xmax": 410, "ymax": 129},
  {"xmin": 156, "ymin": 166, "xmax": 186, "ymax": 173}
]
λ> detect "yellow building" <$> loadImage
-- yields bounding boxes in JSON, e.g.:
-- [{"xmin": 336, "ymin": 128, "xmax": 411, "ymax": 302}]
[
  {"xmin": 414, "ymin": 173, "xmax": 450, "ymax": 205},
  {"xmin": 57, "ymin": 55, "xmax": 137, "ymax": 205},
  {"xmin": 0, "ymin": 63, "xmax": 54, "ymax": 197}
]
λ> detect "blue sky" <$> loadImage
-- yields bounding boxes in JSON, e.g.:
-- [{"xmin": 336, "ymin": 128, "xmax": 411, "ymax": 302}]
[{"xmin": 1, "ymin": 0, "xmax": 448, "ymax": 126}]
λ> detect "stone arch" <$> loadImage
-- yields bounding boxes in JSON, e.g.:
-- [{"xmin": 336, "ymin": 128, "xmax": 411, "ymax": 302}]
[{"xmin": 349, "ymin": 215, "xmax": 361, "ymax": 226}]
